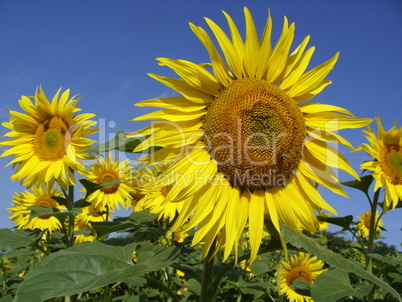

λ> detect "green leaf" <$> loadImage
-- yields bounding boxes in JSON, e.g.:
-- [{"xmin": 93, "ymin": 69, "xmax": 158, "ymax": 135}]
[
  {"xmin": 317, "ymin": 215, "xmax": 354, "ymax": 229},
  {"xmin": 14, "ymin": 239, "xmax": 181, "ymax": 302},
  {"xmin": 28, "ymin": 205, "xmax": 82, "ymax": 223},
  {"xmin": 312, "ymin": 269, "xmax": 372, "ymax": 301},
  {"xmin": 342, "ymin": 175, "xmax": 373, "ymax": 195},
  {"xmin": 79, "ymin": 178, "xmax": 122, "ymax": 199},
  {"xmin": 81, "ymin": 129, "xmax": 162, "ymax": 154},
  {"xmin": 282, "ymin": 225, "xmax": 401, "ymax": 302},
  {"xmin": 0, "ymin": 228, "xmax": 39, "ymax": 251},
  {"xmin": 291, "ymin": 280, "xmax": 311, "ymax": 297},
  {"xmin": 368, "ymin": 253, "xmax": 402, "ymax": 267},
  {"xmin": 90, "ymin": 210, "xmax": 156, "ymax": 237},
  {"xmin": 51, "ymin": 196, "xmax": 68, "ymax": 207}
]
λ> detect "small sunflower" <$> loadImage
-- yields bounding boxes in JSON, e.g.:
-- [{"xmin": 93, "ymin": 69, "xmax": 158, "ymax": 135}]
[
  {"xmin": 82, "ymin": 152, "xmax": 133, "ymax": 210},
  {"xmin": 74, "ymin": 203, "xmax": 110, "ymax": 243},
  {"xmin": 280, "ymin": 253, "xmax": 326, "ymax": 302},
  {"xmin": 128, "ymin": 8, "xmax": 371, "ymax": 263},
  {"xmin": 130, "ymin": 164, "xmax": 185, "ymax": 221},
  {"xmin": 317, "ymin": 210, "xmax": 331, "ymax": 231},
  {"xmin": 0, "ymin": 86, "xmax": 97, "ymax": 188},
  {"xmin": 358, "ymin": 117, "xmax": 402, "ymax": 212},
  {"xmin": 356, "ymin": 210, "xmax": 383, "ymax": 238},
  {"xmin": 8, "ymin": 183, "xmax": 66, "ymax": 232}
]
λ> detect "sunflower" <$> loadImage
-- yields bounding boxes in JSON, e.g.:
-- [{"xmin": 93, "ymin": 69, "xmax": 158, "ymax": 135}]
[
  {"xmin": 82, "ymin": 152, "xmax": 133, "ymax": 210},
  {"xmin": 0, "ymin": 86, "xmax": 97, "ymax": 188},
  {"xmin": 128, "ymin": 8, "xmax": 371, "ymax": 263},
  {"xmin": 130, "ymin": 164, "xmax": 185, "ymax": 221},
  {"xmin": 317, "ymin": 210, "xmax": 331, "ymax": 231},
  {"xmin": 280, "ymin": 252, "xmax": 326, "ymax": 302},
  {"xmin": 74, "ymin": 202, "xmax": 110, "ymax": 243},
  {"xmin": 358, "ymin": 117, "xmax": 402, "ymax": 212},
  {"xmin": 356, "ymin": 210, "xmax": 383, "ymax": 238},
  {"xmin": 8, "ymin": 183, "xmax": 66, "ymax": 232}
]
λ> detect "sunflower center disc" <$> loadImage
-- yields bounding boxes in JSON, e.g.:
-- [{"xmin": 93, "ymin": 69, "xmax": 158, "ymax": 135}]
[
  {"xmin": 98, "ymin": 172, "xmax": 120, "ymax": 193},
  {"xmin": 35, "ymin": 197, "xmax": 56, "ymax": 219},
  {"xmin": 33, "ymin": 117, "xmax": 70, "ymax": 161},
  {"xmin": 287, "ymin": 266, "xmax": 312, "ymax": 285},
  {"xmin": 381, "ymin": 144, "xmax": 402, "ymax": 185},
  {"xmin": 203, "ymin": 78, "xmax": 305, "ymax": 190}
]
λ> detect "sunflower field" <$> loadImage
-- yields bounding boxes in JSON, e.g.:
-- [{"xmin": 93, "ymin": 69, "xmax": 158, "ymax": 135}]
[{"xmin": 0, "ymin": 5, "xmax": 401, "ymax": 302}]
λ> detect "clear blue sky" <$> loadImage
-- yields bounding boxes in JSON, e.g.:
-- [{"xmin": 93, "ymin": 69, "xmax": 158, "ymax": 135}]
[{"xmin": 0, "ymin": 0, "xmax": 401, "ymax": 247}]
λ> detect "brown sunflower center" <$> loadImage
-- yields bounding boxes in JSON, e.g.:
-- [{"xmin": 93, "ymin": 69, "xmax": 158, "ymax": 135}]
[
  {"xmin": 98, "ymin": 171, "xmax": 120, "ymax": 194},
  {"xmin": 287, "ymin": 266, "xmax": 313, "ymax": 286},
  {"xmin": 363, "ymin": 213, "xmax": 371, "ymax": 229},
  {"xmin": 203, "ymin": 78, "xmax": 305, "ymax": 190},
  {"xmin": 35, "ymin": 197, "xmax": 56, "ymax": 219},
  {"xmin": 33, "ymin": 117, "xmax": 70, "ymax": 161},
  {"xmin": 381, "ymin": 144, "xmax": 402, "ymax": 185}
]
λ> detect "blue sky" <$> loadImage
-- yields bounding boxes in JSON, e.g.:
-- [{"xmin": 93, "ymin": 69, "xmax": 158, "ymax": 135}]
[{"xmin": 0, "ymin": 0, "xmax": 401, "ymax": 247}]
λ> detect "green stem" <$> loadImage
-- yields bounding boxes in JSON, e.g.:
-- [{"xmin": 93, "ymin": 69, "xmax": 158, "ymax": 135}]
[
  {"xmin": 67, "ymin": 185, "xmax": 75, "ymax": 247},
  {"xmin": 208, "ymin": 238, "xmax": 285, "ymax": 299},
  {"xmin": 366, "ymin": 188, "xmax": 380, "ymax": 302},
  {"xmin": 143, "ymin": 274, "xmax": 180, "ymax": 302},
  {"xmin": 199, "ymin": 240, "xmax": 216, "ymax": 302}
]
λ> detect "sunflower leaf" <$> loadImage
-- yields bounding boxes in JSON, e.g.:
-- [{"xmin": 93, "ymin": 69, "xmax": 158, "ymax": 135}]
[
  {"xmin": 317, "ymin": 215, "xmax": 354, "ymax": 229},
  {"xmin": 90, "ymin": 210, "xmax": 156, "ymax": 237},
  {"xmin": 27, "ymin": 205, "xmax": 82, "ymax": 221},
  {"xmin": 81, "ymin": 129, "xmax": 162, "ymax": 154},
  {"xmin": 282, "ymin": 225, "xmax": 401, "ymax": 301},
  {"xmin": 79, "ymin": 178, "xmax": 122, "ymax": 199},
  {"xmin": 14, "ymin": 239, "xmax": 181, "ymax": 302},
  {"xmin": 341, "ymin": 175, "xmax": 373, "ymax": 195},
  {"xmin": 311, "ymin": 268, "xmax": 372, "ymax": 301},
  {"xmin": 291, "ymin": 280, "xmax": 311, "ymax": 297},
  {"xmin": 0, "ymin": 228, "xmax": 39, "ymax": 251}
]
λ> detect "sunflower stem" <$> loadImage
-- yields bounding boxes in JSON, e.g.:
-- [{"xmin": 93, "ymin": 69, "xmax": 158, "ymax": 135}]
[
  {"xmin": 67, "ymin": 184, "xmax": 75, "ymax": 247},
  {"xmin": 143, "ymin": 274, "xmax": 180, "ymax": 302},
  {"xmin": 366, "ymin": 188, "xmax": 380, "ymax": 302},
  {"xmin": 199, "ymin": 240, "xmax": 216, "ymax": 302}
]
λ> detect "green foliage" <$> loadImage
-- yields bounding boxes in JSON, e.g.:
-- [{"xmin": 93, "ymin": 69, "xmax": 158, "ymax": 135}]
[
  {"xmin": 14, "ymin": 239, "xmax": 181, "ymax": 302},
  {"xmin": 282, "ymin": 225, "xmax": 401, "ymax": 301},
  {"xmin": 312, "ymin": 269, "xmax": 372, "ymax": 301}
]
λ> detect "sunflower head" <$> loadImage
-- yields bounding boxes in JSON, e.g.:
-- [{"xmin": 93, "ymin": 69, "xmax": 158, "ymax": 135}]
[
  {"xmin": 358, "ymin": 117, "xmax": 402, "ymax": 211},
  {"xmin": 129, "ymin": 7, "xmax": 372, "ymax": 264},
  {"xmin": 280, "ymin": 253, "xmax": 326, "ymax": 302},
  {"xmin": 0, "ymin": 86, "xmax": 98, "ymax": 187},
  {"xmin": 82, "ymin": 152, "xmax": 133, "ymax": 210},
  {"xmin": 74, "ymin": 202, "xmax": 110, "ymax": 243},
  {"xmin": 8, "ymin": 183, "xmax": 66, "ymax": 232},
  {"xmin": 356, "ymin": 210, "xmax": 383, "ymax": 238}
]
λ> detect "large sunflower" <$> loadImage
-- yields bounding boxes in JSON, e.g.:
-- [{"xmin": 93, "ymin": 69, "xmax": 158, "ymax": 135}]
[
  {"xmin": 279, "ymin": 252, "xmax": 326, "ymax": 302},
  {"xmin": 128, "ymin": 8, "xmax": 371, "ymax": 262},
  {"xmin": 0, "ymin": 86, "xmax": 97, "ymax": 188},
  {"xmin": 358, "ymin": 117, "xmax": 402, "ymax": 212},
  {"xmin": 8, "ymin": 183, "xmax": 66, "ymax": 232},
  {"xmin": 82, "ymin": 152, "xmax": 133, "ymax": 210}
]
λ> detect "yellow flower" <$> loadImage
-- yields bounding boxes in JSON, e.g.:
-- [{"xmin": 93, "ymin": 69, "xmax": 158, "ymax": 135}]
[
  {"xmin": 317, "ymin": 210, "xmax": 331, "ymax": 231},
  {"xmin": 128, "ymin": 8, "xmax": 371, "ymax": 263},
  {"xmin": 0, "ymin": 86, "xmax": 97, "ymax": 188},
  {"xmin": 74, "ymin": 202, "xmax": 110, "ymax": 243},
  {"xmin": 8, "ymin": 183, "xmax": 66, "ymax": 232},
  {"xmin": 358, "ymin": 117, "xmax": 402, "ymax": 212},
  {"xmin": 82, "ymin": 152, "xmax": 133, "ymax": 210},
  {"xmin": 280, "ymin": 253, "xmax": 326, "ymax": 302},
  {"xmin": 356, "ymin": 210, "xmax": 383, "ymax": 238},
  {"xmin": 131, "ymin": 164, "xmax": 185, "ymax": 221}
]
